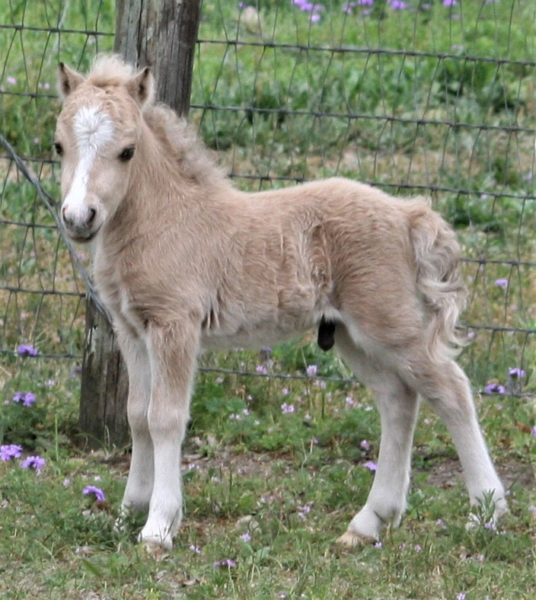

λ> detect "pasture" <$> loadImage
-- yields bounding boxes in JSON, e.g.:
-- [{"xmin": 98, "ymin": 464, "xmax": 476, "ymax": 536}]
[{"xmin": 0, "ymin": 1, "xmax": 535, "ymax": 598}]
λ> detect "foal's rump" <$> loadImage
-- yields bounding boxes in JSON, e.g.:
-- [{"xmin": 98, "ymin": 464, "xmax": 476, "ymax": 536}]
[
  {"xmin": 204, "ymin": 178, "xmax": 465, "ymax": 359},
  {"xmin": 297, "ymin": 178, "xmax": 466, "ymax": 359}
]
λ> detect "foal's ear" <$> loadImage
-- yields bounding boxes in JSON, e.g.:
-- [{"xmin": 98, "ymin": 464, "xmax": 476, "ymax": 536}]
[
  {"xmin": 126, "ymin": 67, "xmax": 155, "ymax": 108},
  {"xmin": 57, "ymin": 63, "xmax": 85, "ymax": 100}
]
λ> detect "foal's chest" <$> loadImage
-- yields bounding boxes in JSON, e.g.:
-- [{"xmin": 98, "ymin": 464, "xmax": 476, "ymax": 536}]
[{"xmin": 93, "ymin": 254, "xmax": 146, "ymax": 336}]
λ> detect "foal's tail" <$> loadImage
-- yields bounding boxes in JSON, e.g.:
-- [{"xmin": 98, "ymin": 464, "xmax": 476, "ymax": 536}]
[{"xmin": 408, "ymin": 200, "xmax": 468, "ymax": 360}]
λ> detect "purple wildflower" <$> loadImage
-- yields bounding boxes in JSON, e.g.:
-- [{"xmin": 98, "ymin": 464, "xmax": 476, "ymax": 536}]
[
  {"xmin": 297, "ymin": 502, "xmax": 313, "ymax": 519},
  {"xmin": 255, "ymin": 364, "xmax": 268, "ymax": 375},
  {"xmin": 293, "ymin": 0, "xmax": 323, "ymax": 14},
  {"xmin": 389, "ymin": 0, "xmax": 407, "ymax": 9},
  {"xmin": 363, "ymin": 460, "xmax": 377, "ymax": 472},
  {"xmin": 16, "ymin": 343, "xmax": 39, "ymax": 357},
  {"xmin": 359, "ymin": 0, "xmax": 374, "ymax": 5},
  {"xmin": 483, "ymin": 383, "xmax": 506, "ymax": 395},
  {"xmin": 456, "ymin": 594, "xmax": 466, "ymax": 600},
  {"xmin": 484, "ymin": 520, "xmax": 497, "ymax": 531},
  {"xmin": 12, "ymin": 391, "xmax": 36, "ymax": 407},
  {"xmin": 306, "ymin": 364, "xmax": 317, "ymax": 377},
  {"xmin": 360, "ymin": 439, "xmax": 370, "ymax": 451},
  {"xmin": 189, "ymin": 544, "xmax": 202, "ymax": 554},
  {"xmin": 531, "ymin": 425, "xmax": 536, "ymax": 438},
  {"xmin": 494, "ymin": 278, "xmax": 508, "ymax": 290},
  {"xmin": 281, "ymin": 402, "xmax": 295, "ymax": 414},
  {"xmin": 82, "ymin": 485, "xmax": 106, "ymax": 503},
  {"xmin": 239, "ymin": 531, "xmax": 251, "ymax": 543},
  {"xmin": 6, "ymin": 76, "xmax": 17, "ymax": 85},
  {"xmin": 0, "ymin": 444, "xmax": 23, "ymax": 461},
  {"xmin": 373, "ymin": 541, "xmax": 383, "ymax": 549},
  {"xmin": 282, "ymin": 387, "xmax": 290, "ymax": 396},
  {"xmin": 345, "ymin": 395, "xmax": 355, "ymax": 408},
  {"xmin": 508, "ymin": 367, "xmax": 526, "ymax": 379},
  {"xmin": 20, "ymin": 456, "xmax": 46, "ymax": 472},
  {"xmin": 443, "ymin": 0, "xmax": 457, "ymax": 6},
  {"xmin": 213, "ymin": 558, "xmax": 237, "ymax": 569}
]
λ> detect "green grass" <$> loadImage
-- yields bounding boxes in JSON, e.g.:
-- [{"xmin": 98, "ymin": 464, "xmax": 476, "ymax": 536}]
[
  {"xmin": 1, "ymin": 1, "xmax": 535, "ymax": 598},
  {"xmin": 1, "ymin": 345, "xmax": 535, "ymax": 599}
]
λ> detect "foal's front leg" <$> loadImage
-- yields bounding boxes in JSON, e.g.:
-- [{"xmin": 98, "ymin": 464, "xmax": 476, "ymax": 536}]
[
  {"xmin": 139, "ymin": 322, "xmax": 199, "ymax": 550},
  {"xmin": 117, "ymin": 329, "xmax": 154, "ymax": 514}
]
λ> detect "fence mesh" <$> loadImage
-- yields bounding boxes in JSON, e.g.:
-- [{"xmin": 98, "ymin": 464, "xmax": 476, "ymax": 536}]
[{"xmin": 1, "ymin": 0, "xmax": 534, "ymax": 397}]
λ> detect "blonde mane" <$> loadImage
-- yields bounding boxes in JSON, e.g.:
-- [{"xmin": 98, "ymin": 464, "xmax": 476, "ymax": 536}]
[
  {"xmin": 144, "ymin": 105, "xmax": 229, "ymax": 186},
  {"xmin": 82, "ymin": 55, "xmax": 227, "ymax": 186},
  {"xmin": 86, "ymin": 54, "xmax": 137, "ymax": 88}
]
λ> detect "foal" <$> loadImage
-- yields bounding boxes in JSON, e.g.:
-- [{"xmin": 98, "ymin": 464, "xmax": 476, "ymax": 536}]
[{"xmin": 55, "ymin": 56, "xmax": 506, "ymax": 550}]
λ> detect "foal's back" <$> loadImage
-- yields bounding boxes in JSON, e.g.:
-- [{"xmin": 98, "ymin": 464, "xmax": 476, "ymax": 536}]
[{"xmin": 199, "ymin": 177, "xmax": 423, "ymax": 350}]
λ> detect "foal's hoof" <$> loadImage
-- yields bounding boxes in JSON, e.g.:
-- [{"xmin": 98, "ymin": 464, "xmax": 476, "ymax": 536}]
[
  {"xmin": 138, "ymin": 531, "xmax": 173, "ymax": 554},
  {"xmin": 336, "ymin": 529, "xmax": 377, "ymax": 548}
]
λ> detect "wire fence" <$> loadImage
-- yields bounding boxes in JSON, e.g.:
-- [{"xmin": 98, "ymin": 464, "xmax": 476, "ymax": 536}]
[{"xmin": 1, "ymin": 0, "xmax": 534, "ymax": 397}]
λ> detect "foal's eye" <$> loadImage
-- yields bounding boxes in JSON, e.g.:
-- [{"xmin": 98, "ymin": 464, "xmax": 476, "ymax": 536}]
[
  {"xmin": 54, "ymin": 142, "xmax": 64, "ymax": 157},
  {"xmin": 118, "ymin": 146, "xmax": 135, "ymax": 162}
]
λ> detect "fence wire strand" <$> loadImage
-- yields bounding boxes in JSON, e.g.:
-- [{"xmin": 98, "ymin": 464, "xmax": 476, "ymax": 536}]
[{"xmin": 1, "ymin": 0, "xmax": 534, "ymax": 395}]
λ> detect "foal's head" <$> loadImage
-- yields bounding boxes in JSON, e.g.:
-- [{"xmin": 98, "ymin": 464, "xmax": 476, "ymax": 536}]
[{"xmin": 55, "ymin": 57, "xmax": 154, "ymax": 242}]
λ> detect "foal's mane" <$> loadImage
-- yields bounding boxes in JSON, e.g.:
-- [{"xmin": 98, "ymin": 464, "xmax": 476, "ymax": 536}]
[
  {"xmin": 144, "ymin": 105, "xmax": 229, "ymax": 187},
  {"xmin": 87, "ymin": 55, "xmax": 228, "ymax": 187},
  {"xmin": 86, "ymin": 54, "xmax": 138, "ymax": 88}
]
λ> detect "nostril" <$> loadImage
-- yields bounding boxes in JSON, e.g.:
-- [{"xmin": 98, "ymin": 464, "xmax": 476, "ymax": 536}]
[
  {"xmin": 62, "ymin": 206, "xmax": 73, "ymax": 227},
  {"xmin": 87, "ymin": 208, "xmax": 97, "ymax": 225}
]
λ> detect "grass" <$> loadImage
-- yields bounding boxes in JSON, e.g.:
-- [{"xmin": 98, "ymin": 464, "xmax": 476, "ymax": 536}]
[
  {"xmin": 1, "ymin": 1, "xmax": 535, "ymax": 598},
  {"xmin": 1, "ymin": 344, "xmax": 535, "ymax": 599},
  {"xmin": 1, "ymin": 369, "xmax": 535, "ymax": 600}
]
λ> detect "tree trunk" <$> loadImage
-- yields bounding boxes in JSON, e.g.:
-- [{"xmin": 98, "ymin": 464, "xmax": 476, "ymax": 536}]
[{"xmin": 79, "ymin": 0, "xmax": 201, "ymax": 446}]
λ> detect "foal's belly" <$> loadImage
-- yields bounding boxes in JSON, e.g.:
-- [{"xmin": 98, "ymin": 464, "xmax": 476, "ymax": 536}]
[
  {"xmin": 200, "ymin": 305, "xmax": 340, "ymax": 351},
  {"xmin": 200, "ymin": 321, "xmax": 311, "ymax": 351}
]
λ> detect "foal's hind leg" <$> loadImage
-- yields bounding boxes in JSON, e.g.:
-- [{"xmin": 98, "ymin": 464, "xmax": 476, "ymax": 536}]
[
  {"xmin": 335, "ymin": 326, "xmax": 420, "ymax": 546},
  {"xmin": 400, "ymin": 352, "xmax": 507, "ymax": 521},
  {"xmin": 117, "ymin": 328, "xmax": 154, "ymax": 514}
]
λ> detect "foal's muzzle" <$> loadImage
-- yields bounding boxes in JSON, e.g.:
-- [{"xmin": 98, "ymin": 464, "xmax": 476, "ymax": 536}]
[{"xmin": 61, "ymin": 204, "xmax": 99, "ymax": 242}]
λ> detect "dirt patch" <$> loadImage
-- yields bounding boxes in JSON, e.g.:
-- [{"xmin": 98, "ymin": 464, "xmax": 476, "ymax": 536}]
[{"xmin": 423, "ymin": 456, "xmax": 535, "ymax": 491}]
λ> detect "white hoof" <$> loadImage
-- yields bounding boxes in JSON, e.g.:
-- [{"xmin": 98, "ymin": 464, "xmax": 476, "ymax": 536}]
[
  {"xmin": 336, "ymin": 529, "xmax": 377, "ymax": 548},
  {"xmin": 138, "ymin": 529, "xmax": 173, "ymax": 551}
]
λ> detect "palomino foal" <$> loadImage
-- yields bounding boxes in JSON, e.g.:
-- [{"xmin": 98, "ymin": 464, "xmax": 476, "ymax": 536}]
[{"xmin": 55, "ymin": 56, "xmax": 506, "ymax": 550}]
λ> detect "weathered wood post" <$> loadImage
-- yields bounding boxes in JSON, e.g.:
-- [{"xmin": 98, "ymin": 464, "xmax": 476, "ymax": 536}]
[{"xmin": 79, "ymin": 0, "xmax": 201, "ymax": 446}]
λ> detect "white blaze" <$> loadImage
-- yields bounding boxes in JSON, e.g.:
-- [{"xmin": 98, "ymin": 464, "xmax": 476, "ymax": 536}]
[{"xmin": 63, "ymin": 105, "xmax": 114, "ymax": 222}]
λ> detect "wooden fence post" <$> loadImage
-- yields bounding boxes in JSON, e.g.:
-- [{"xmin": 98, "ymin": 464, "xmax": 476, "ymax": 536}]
[
  {"xmin": 79, "ymin": 300, "xmax": 129, "ymax": 446},
  {"xmin": 79, "ymin": 0, "xmax": 201, "ymax": 446},
  {"xmin": 114, "ymin": 0, "xmax": 201, "ymax": 114}
]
